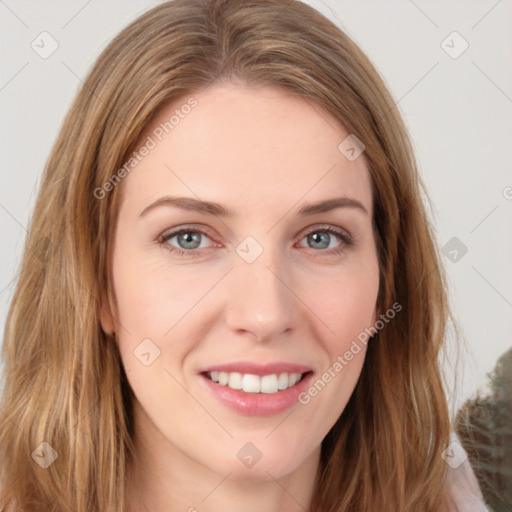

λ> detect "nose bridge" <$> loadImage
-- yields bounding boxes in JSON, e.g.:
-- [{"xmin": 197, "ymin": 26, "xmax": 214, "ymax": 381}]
[{"xmin": 225, "ymin": 238, "xmax": 297, "ymax": 340}]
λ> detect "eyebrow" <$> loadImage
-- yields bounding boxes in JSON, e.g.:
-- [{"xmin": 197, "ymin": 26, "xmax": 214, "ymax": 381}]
[{"xmin": 139, "ymin": 195, "xmax": 368, "ymax": 218}]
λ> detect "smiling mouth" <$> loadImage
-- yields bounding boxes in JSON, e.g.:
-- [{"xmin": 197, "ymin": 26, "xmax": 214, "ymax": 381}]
[{"xmin": 202, "ymin": 371, "xmax": 311, "ymax": 394}]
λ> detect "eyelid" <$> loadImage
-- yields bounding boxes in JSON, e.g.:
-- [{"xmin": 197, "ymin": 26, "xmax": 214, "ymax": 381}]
[
  {"xmin": 297, "ymin": 224, "xmax": 353, "ymax": 251},
  {"xmin": 158, "ymin": 223, "xmax": 353, "ymax": 256},
  {"xmin": 158, "ymin": 225, "xmax": 217, "ymax": 247},
  {"xmin": 298, "ymin": 223, "xmax": 351, "ymax": 239}
]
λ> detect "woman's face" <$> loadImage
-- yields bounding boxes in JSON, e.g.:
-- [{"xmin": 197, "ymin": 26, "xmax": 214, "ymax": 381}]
[{"xmin": 102, "ymin": 84, "xmax": 380, "ymax": 481}]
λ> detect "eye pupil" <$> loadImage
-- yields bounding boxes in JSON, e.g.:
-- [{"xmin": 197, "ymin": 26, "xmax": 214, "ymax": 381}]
[
  {"xmin": 308, "ymin": 232, "xmax": 330, "ymax": 249},
  {"xmin": 164, "ymin": 227, "xmax": 345, "ymax": 256},
  {"xmin": 178, "ymin": 231, "xmax": 201, "ymax": 249}
]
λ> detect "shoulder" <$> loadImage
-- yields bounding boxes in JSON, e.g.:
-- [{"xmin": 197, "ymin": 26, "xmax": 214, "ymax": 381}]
[{"xmin": 443, "ymin": 432, "xmax": 490, "ymax": 512}]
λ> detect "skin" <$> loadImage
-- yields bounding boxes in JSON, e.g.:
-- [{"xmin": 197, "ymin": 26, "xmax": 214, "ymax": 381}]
[{"xmin": 101, "ymin": 83, "xmax": 380, "ymax": 512}]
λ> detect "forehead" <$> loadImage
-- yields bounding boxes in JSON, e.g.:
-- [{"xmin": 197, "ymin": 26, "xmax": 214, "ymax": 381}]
[{"xmin": 121, "ymin": 84, "xmax": 372, "ymax": 218}]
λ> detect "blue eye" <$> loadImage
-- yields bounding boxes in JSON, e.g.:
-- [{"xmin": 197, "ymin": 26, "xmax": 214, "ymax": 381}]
[
  {"xmin": 299, "ymin": 226, "xmax": 353, "ymax": 254},
  {"xmin": 158, "ymin": 225, "xmax": 353, "ymax": 257},
  {"xmin": 158, "ymin": 228, "xmax": 213, "ymax": 257}
]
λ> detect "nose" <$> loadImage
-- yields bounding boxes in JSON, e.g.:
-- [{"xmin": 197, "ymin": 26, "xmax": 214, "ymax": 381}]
[{"xmin": 224, "ymin": 247, "xmax": 299, "ymax": 342}]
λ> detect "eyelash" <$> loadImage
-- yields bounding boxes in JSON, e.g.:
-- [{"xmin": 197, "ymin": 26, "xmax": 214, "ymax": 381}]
[{"xmin": 157, "ymin": 225, "xmax": 354, "ymax": 258}]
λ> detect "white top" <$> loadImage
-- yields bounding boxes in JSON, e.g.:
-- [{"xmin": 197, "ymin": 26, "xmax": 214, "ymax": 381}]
[{"xmin": 442, "ymin": 432, "xmax": 490, "ymax": 512}]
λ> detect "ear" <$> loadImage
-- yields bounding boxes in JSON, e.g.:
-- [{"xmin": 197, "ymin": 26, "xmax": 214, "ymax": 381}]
[{"xmin": 99, "ymin": 292, "xmax": 115, "ymax": 335}]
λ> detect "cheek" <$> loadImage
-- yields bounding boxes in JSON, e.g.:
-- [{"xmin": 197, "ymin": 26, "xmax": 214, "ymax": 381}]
[
  {"xmin": 295, "ymin": 267, "xmax": 378, "ymax": 432},
  {"xmin": 298, "ymin": 255, "xmax": 378, "ymax": 411},
  {"xmin": 112, "ymin": 251, "xmax": 206, "ymax": 335},
  {"xmin": 110, "ymin": 245, "xmax": 226, "ymax": 379},
  {"xmin": 311, "ymin": 258, "xmax": 379, "ymax": 351}
]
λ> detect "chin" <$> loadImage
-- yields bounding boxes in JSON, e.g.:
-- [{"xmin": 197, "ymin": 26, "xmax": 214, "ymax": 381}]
[{"xmin": 208, "ymin": 435, "xmax": 317, "ymax": 481}]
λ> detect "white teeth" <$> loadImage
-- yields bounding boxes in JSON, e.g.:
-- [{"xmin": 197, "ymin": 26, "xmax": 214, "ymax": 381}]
[
  {"xmin": 260, "ymin": 374, "xmax": 278, "ymax": 394},
  {"xmin": 278, "ymin": 372, "xmax": 289, "ymax": 390},
  {"xmin": 242, "ymin": 374, "xmax": 261, "ymax": 393},
  {"xmin": 228, "ymin": 372, "xmax": 242, "ymax": 390},
  {"xmin": 207, "ymin": 371, "xmax": 305, "ymax": 393}
]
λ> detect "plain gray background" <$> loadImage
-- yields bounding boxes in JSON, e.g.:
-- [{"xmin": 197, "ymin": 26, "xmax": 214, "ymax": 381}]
[{"xmin": 1, "ymin": 0, "xmax": 511, "ymax": 415}]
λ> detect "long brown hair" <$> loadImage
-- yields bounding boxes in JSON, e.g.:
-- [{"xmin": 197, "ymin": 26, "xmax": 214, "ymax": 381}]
[{"xmin": 0, "ymin": 0, "xmax": 454, "ymax": 510}]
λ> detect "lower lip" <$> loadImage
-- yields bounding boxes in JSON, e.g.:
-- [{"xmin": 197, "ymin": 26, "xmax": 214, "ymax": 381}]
[{"xmin": 200, "ymin": 372, "xmax": 314, "ymax": 416}]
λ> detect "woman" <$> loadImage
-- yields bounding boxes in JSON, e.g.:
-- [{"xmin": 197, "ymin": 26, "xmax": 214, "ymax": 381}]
[{"xmin": 0, "ymin": 0, "xmax": 489, "ymax": 510}]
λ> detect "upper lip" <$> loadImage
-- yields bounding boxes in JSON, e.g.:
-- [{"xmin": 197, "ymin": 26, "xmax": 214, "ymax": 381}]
[{"xmin": 199, "ymin": 361, "xmax": 313, "ymax": 376}]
